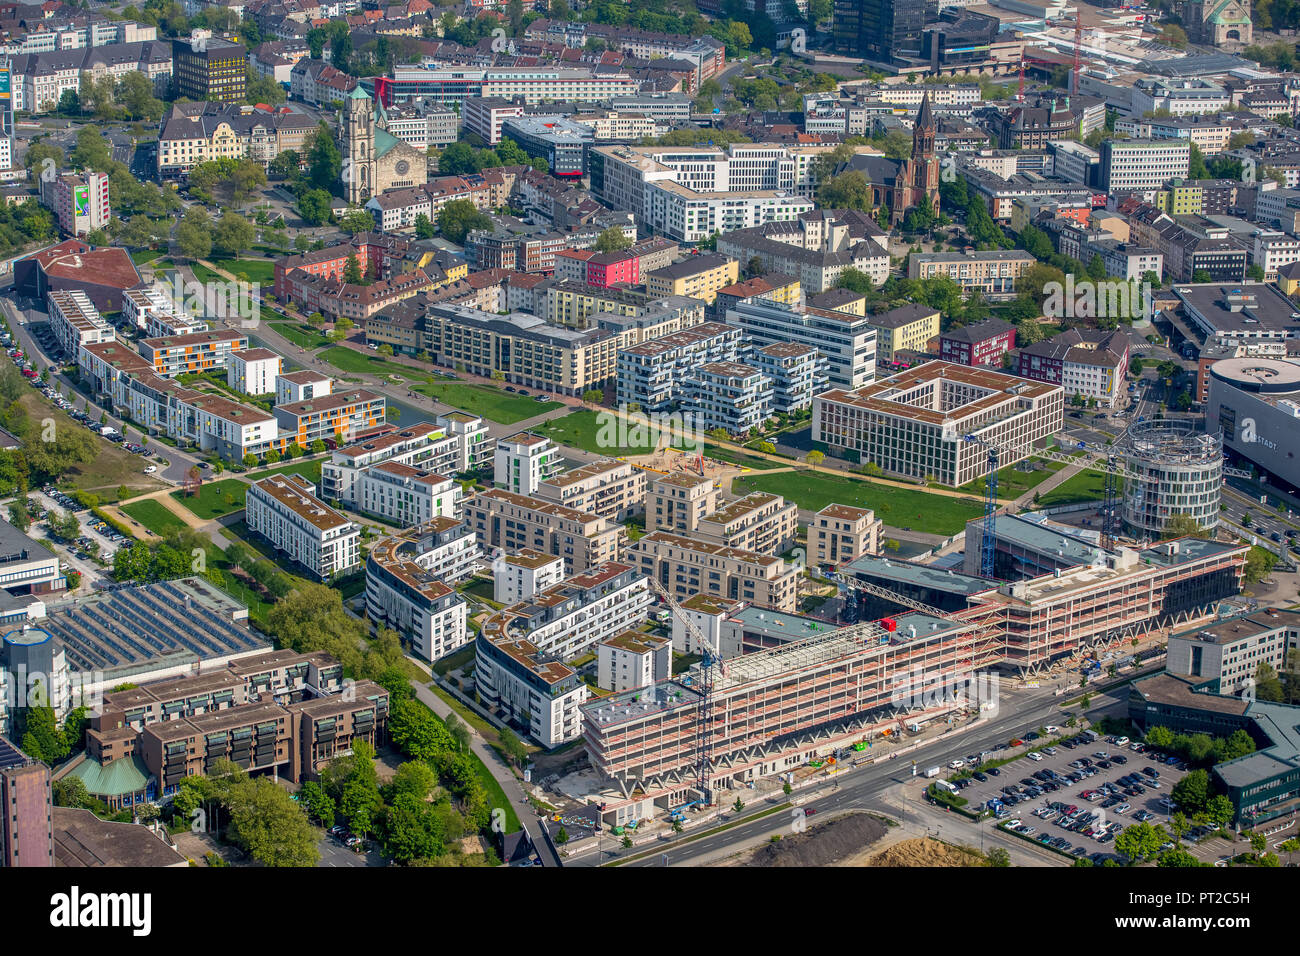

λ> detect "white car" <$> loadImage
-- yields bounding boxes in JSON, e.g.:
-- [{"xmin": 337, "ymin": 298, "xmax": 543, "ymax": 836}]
[
  {"xmin": 144, "ymin": 465, "xmax": 157, "ymax": 474},
  {"xmin": 1026, "ymin": 751, "xmax": 1043, "ymax": 762},
  {"xmin": 1114, "ymin": 803, "xmax": 1131, "ymax": 815},
  {"xmin": 1046, "ymin": 725, "xmax": 1059, "ymax": 733},
  {"xmin": 948, "ymin": 759, "xmax": 964, "ymax": 769}
]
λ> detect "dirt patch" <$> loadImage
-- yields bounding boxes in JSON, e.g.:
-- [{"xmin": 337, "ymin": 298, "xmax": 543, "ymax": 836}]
[
  {"xmin": 860, "ymin": 837, "xmax": 987, "ymax": 868},
  {"xmin": 745, "ymin": 812, "xmax": 889, "ymax": 867}
]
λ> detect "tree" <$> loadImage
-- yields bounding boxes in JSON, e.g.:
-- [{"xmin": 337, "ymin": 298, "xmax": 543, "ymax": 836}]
[
  {"xmin": 1171, "ymin": 769, "xmax": 1211, "ymax": 814},
  {"xmin": 298, "ymin": 780, "xmax": 336, "ymax": 825},
  {"xmin": 497, "ymin": 727, "xmax": 528, "ymax": 768},
  {"xmin": 344, "ymin": 253, "xmax": 364, "ymax": 285},
  {"xmin": 593, "ymin": 227, "xmax": 632, "ymax": 253},
  {"xmin": 213, "ymin": 214, "xmax": 256, "ymax": 259},
  {"xmin": 733, "ymin": 797, "xmax": 745, "ymax": 813},
  {"xmin": 225, "ymin": 772, "xmax": 320, "ymax": 867},
  {"xmin": 19, "ymin": 699, "xmax": 69, "ymax": 764},
  {"xmin": 176, "ymin": 207, "xmax": 213, "ymax": 260},
  {"xmin": 337, "ymin": 208, "xmax": 375, "ymax": 234},
  {"xmin": 414, "ymin": 213, "xmax": 435, "ymax": 239},
  {"xmin": 1243, "ymin": 546, "xmax": 1276, "ymax": 585},
  {"xmin": 582, "ymin": 389, "xmax": 604, "ymax": 406},
  {"xmin": 986, "ymin": 847, "xmax": 1010, "ymax": 867},
  {"xmin": 1158, "ymin": 848, "xmax": 1203, "ymax": 867},
  {"xmin": 1162, "ymin": 514, "xmax": 1207, "ymax": 539},
  {"xmin": 1255, "ymin": 662, "xmax": 1285, "ymax": 702},
  {"xmin": 1115, "ymin": 821, "xmax": 1166, "ymax": 864},
  {"xmin": 1160, "ymin": 23, "xmax": 1188, "ymax": 48},
  {"xmin": 437, "ymin": 199, "xmax": 491, "ymax": 245},
  {"xmin": 805, "ymin": 450, "xmax": 824, "ymax": 467},
  {"xmin": 298, "ymin": 188, "xmax": 333, "ymax": 226}
]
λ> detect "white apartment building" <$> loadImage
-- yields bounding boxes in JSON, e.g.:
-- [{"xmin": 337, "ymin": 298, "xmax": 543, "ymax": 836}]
[
  {"xmin": 365, "ymin": 518, "xmax": 475, "ymax": 661},
  {"xmin": 226, "ymin": 348, "xmax": 281, "ymax": 396},
  {"xmin": 321, "ymin": 418, "xmax": 490, "ymax": 508},
  {"xmin": 597, "ymin": 630, "xmax": 671, "ymax": 693},
  {"xmin": 536, "ymin": 459, "xmax": 646, "ymax": 522},
  {"xmin": 493, "ymin": 549, "xmax": 566, "ymax": 605},
  {"xmin": 356, "ymin": 463, "xmax": 460, "ymax": 527},
  {"xmin": 681, "ymin": 361, "xmax": 773, "ymax": 436},
  {"xmin": 39, "ymin": 171, "xmax": 109, "ymax": 238},
  {"xmin": 276, "ymin": 370, "xmax": 332, "ymax": 405},
  {"xmin": 245, "ymin": 474, "xmax": 361, "ymax": 580},
  {"xmin": 616, "ymin": 321, "xmax": 745, "ymax": 411},
  {"xmin": 122, "ymin": 284, "xmax": 205, "ymax": 337},
  {"xmin": 1099, "ymin": 139, "xmax": 1191, "ymax": 193},
  {"xmin": 464, "ymin": 488, "xmax": 626, "ymax": 575},
  {"xmin": 644, "ymin": 182, "xmax": 814, "ymax": 244},
  {"xmin": 48, "ymin": 289, "xmax": 113, "ymax": 357},
  {"xmin": 1252, "ymin": 234, "xmax": 1300, "ymax": 281},
  {"xmin": 462, "ymin": 96, "xmax": 525, "ymax": 145},
  {"xmin": 725, "ymin": 299, "xmax": 878, "ymax": 390},
  {"xmin": 632, "ymin": 530, "xmax": 800, "ymax": 612},
  {"xmin": 494, "ymin": 432, "xmax": 561, "ymax": 496},
  {"xmin": 475, "ymin": 562, "xmax": 652, "ymax": 746}
]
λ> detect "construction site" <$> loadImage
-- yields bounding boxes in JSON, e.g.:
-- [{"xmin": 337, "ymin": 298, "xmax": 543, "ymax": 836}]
[{"xmin": 579, "ymin": 520, "xmax": 1248, "ymax": 819}]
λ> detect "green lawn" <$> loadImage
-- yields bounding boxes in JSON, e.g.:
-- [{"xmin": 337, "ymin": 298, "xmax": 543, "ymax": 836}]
[
  {"xmin": 170, "ymin": 479, "xmax": 248, "ymax": 520},
  {"xmin": 535, "ymin": 409, "xmax": 657, "ymax": 455},
  {"xmin": 696, "ymin": 443, "xmax": 780, "ymax": 472},
  {"xmin": 730, "ymin": 471, "xmax": 985, "ymax": 536},
  {"xmin": 270, "ymin": 321, "xmax": 332, "ymax": 350},
  {"xmin": 1036, "ymin": 469, "xmax": 1117, "ymax": 508},
  {"xmin": 248, "ymin": 458, "xmax": 324, "ymax": 483},
  {"xmin": 957, "ymin": 458, "xmax": 1070, "ymax": 499},
  {"xmin": 321, "ymin": 346, "xmax": 419, "ymax": 377},
  {"xmin": 121, "ymin": 499, "xmax": 187, "ymax": 537},
  {"xmin": 210, "ymin": 258, "xmax": 276, "ymax": 284},
  {"xmin": 410, "ymin": 381, "xmax": 562, "ymax": 425},
  {"xmin": 130, "ymin": 249, "xmax": 167, "ymax": 265}
]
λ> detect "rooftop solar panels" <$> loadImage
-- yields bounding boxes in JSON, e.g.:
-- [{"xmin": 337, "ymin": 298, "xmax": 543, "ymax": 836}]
[{"xmin": 39, "ymin": 579, "xmax": 268, "ymax": 676}]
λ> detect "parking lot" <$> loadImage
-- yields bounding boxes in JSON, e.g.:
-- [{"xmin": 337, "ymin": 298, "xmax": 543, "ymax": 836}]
[{"xmin": 942, "ymin": 732, "xmax": 1191, "ymax": 863}]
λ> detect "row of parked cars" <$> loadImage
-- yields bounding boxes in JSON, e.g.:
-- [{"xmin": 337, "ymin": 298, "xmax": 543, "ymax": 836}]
[{"xmin": 327, "ymin": 825, "xmax": 370, "ymax": 853}]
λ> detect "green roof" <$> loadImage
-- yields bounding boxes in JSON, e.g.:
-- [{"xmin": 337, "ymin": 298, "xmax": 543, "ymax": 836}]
[
  {"xmin": 346, "ymin": 85, "xmax": 371, "ymax": 100},
  {"xmin": 69, "ymin": 755, "xmax": 152, "ymax": 798},
  {"xmin": 375, "ymin": 127, "xmax": 401, "ymax": 160}
]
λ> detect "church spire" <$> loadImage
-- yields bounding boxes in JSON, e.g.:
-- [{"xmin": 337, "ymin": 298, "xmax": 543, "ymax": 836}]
[{"xmin": 916, "ymin": 90, "xmax": 934, "ymax": 133}]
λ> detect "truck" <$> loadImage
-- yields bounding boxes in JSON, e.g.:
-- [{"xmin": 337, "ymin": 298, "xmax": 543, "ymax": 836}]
[
  {"xmin": 924, "ymin": 766, "xmax": 941, "ymax": 778},
  {"xmin": 1082, "ymin": 729, "xmax": 1100, "ymax": 742},
  {"xmin": 98, "ymin": 425, "xmax": 118, "ymax": 437},
  {"xmin": 935, "ymin": 779, "xmax": 959, "ymax": 795}
]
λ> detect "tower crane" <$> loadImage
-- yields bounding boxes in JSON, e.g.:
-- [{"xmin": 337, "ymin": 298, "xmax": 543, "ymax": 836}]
[
  {"xmin": 961, "ymin": 435, "xmax": 1126, "ymax": 577},
  {"xmin": 648, "ymin": 579, "xmax": 724, "ymax": 803}
]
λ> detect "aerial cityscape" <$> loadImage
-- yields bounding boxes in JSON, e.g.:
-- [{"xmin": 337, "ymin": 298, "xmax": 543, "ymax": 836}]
[{"xmin": 0, "ymin": 0, "xmax": 1294, "ymax": 893}]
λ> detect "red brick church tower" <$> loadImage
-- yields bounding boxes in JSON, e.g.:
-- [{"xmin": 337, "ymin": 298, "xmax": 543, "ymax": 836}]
[{"xmin": 891, "ymin": 92, "xmax": 940, "ymax": 225}]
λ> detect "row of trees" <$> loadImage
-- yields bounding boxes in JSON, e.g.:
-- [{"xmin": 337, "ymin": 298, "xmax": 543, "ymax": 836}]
[{"xmin": 438, "ymin": 138, "xmax": 551, "ymax": 177}]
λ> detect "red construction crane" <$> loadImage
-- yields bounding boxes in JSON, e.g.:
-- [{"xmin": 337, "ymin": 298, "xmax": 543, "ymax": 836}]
[{"xmin": 1072, "ymin": 18, "xmax": 1082, "ymax": 98}]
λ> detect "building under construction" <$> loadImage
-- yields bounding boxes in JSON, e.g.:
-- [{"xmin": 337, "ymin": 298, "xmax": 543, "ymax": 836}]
[
  {"xmin": 580, "ymin": 531, "xmax": 1247, "ymax": 812},
  {"xmin": 582, "ymin": 611, "xmax": 984, "ymax": 813},
  {"xmin": 1121, "ymin": 420, "xmax": 1222, "ymax": 538}
]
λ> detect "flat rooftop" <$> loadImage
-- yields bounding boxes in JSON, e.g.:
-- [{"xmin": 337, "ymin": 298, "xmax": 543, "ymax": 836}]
[{"xmin": 39, "ymin": 578, "xmax": 265, "ymax": 679}]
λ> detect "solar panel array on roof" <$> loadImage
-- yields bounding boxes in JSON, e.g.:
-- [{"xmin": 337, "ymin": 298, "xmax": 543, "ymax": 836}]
[
  {"xmin": 0, "ymin": 736, "xmax": 29, "ymax": 771},
  {"xmin": 40, "ymin": 581, "xmax": 265, "ymax": 674}
]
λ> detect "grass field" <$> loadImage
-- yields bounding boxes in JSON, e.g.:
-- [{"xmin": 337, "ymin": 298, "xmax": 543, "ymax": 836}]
[
  {"xmin": 697, "ymin": 443, "xmax": 780, "ymax": 472},
  {"xmin": 206, "ymin": 256, "xmax": 275, "ymax": 282},
  {"xmin": 248, "ymin": 458, "xmax": 323, "ymax": 483},
  {"xmin": 21, "ymin": 393, "xmax": 166, "ymax": 498},
  {"xmin": 410, "ymin": 380, "xmax": 562, "ymax": 425},
  {"xmin": 320, "ymin": 346, "xmax": 419, "ymax": 377},
  {"xmin": 270, "ymin": 321, "xmax": 332, "ymax": 350},
  {"xmin": 1035, "ymin": 469, "xmax": 1116, "ymax": 508},
  {"xmin": 130, "ymin": 249, "xmax": 167, "ymax": 265},
  {"xmin": 731, "ymin": 471, "xmax": 985, "ymax": 536},
  {"xmin": 170, "ymin": 478, "xmax": 248, "ymax": 520},
  {"xmin": 535, "ymin": 409, "xmax": 657, "ymax": 455},
  {"xmin": 121, "ymin": 499, "xmax": 188, "ymax": 537},
  {"xmin": 957, "ymin": 458, "xmax": 1070, "ymax": 499}
]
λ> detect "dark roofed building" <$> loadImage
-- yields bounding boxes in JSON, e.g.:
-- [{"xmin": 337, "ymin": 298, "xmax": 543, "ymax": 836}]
[
  {"xmin": 14, "ymin": 239, "xmax": 142, "ymax": 313},
  {"xmin": 940, "ymin": 316, "xmax": 1016, "ymax": 367}
]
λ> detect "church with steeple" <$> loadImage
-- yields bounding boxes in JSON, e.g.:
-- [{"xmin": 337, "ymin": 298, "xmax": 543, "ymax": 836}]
[
  {"xmin": 840, "ymin": 91, "xmax": 940, "ymax": 226},
  {"xmin": 339, "ymin": 85, "xmax": 428, "ymax": 206}
]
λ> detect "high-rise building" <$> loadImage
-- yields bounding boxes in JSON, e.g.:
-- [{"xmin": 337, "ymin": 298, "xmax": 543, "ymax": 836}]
[
  {"xmin": 171, "ymin": 35, "xmax": 247, "ymax": 103},
  {"xmin": 0, "ymin": 737, "xmax": 53, "ymax": 868},
  {"xmin": 833, "ymin": 0, "xmax": 931, "ymax": 67}
]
